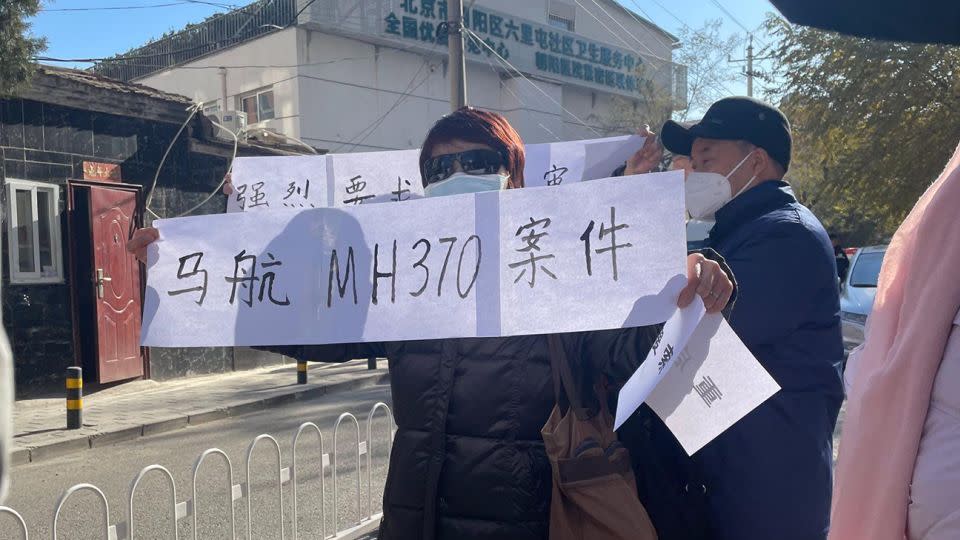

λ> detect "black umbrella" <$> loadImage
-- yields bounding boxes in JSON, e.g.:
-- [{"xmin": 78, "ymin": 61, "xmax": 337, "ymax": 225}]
[{"xmin": 769, "ymin": 0, "xmax": 960, "ymax": 45}]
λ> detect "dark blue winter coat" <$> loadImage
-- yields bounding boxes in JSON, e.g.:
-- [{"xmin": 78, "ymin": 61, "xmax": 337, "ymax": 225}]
[{"xmin": 697, "ymin": 180, "xmax": 844, "ymax": 540}]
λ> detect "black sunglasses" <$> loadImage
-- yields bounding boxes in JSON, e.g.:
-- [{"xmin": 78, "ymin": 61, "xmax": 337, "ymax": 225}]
[{"xmin": 422, "ymin": 149, "xmax": 506, "ymax": 185}]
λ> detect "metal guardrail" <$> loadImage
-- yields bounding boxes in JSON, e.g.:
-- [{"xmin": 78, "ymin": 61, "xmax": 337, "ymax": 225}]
[
  {"xmin": 91, "ymin": 0, "xmax": 298, "ymax": 82},
  {"xmin": 8, "ymin": 402, "xmax": 394, "ymax": 540}
]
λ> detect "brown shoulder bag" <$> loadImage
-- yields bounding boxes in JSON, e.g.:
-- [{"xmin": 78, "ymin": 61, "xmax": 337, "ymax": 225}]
[{"xmin": 541, "ymin": 335, "xmax": 658, "ymax": 540}]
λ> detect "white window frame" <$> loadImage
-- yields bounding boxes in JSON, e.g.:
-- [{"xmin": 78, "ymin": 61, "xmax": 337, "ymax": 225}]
[
  {"xmin": 548, "ymin": 1, "xmax": 576, "ymax": 31},
  {"xmin": 237, "ymin": 88, "xmax": 276, "ymax": 124},
  {"xmin": 548, "ymin": 14, "xmax": 574, "ymax": 32},
  {"xmin": 5, "ymin": 179, "xmax": 64, "ymax": 285}
]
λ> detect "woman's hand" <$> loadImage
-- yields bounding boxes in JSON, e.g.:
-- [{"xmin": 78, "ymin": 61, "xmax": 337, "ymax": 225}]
[
  {"xmin": 126, "ymin": 227, "xmax": 159, "ymax": 264},
  {"xmin": 222, "ymin": 171, "xmax": 234, "ymax": 195}
]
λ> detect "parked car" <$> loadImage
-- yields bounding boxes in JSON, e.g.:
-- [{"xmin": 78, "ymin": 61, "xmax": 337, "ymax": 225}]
[
  {"xmin": 840, "ymin": 245, "xmax": 887, "ymax": 352},
  {"xmin": 686, "ymin": 219, "xmax": 714, "ymax": 250}
]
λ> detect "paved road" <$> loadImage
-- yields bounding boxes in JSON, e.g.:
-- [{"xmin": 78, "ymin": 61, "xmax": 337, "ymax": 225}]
[
  {"xmin": 3, "ymin": 382, "xmax": 393, "ymax": 540},
  {"xmin": 2, "ymin": 379, "xmax": 849, "ymax": 540}
]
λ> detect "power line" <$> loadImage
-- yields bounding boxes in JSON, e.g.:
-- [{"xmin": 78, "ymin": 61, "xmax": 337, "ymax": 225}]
[
  {"xmin": 184, "ymin": 0, "xmax": 239, "ymax": 9},
  {"xmin": 469, "ymin": 33, "xmax": 562, "ymax": 142},
  {"xmin": 167, "ymin": 114, "xmax": 240, "ymax": 218},
  {"xmin": 38, "ymin": 52, "xmax": 392, "ymax": 70},
  {"xmin": 643, "ymin": 0, "xmax": 685, "ymax": 27},
  {"xmin": 145, "ymin": 102, "xmax": 202, "ymax": 219},
  {"xmin": 707, "ymin": 0, "xmax": 773, "ymax": 50},
  {"xmin": 582, "ymin": 0, "xmax": 743, "ymax": 105},
  {"xmin": 465, "ymin": 29, "xmax": 601, "ymax": 137},
  {"xmin": 228, "ymin": 0, "xmax": 279, "ymax": 40},
  {"xmin": 577, "ymin": 0, "xmax": 733, "ymax": 116},
  {"xmin": 702, "ymin": 1, "xmax": 775, "ymax": 93},
  {"xmin": 334, "ymin": 57, "xmax": 431, "ymax": 151},
  {"xmin": 620, "ymin": 0, "xmax": 659, "ymax": 27},
  {"xmin": 37, "ymin": 33, "xmax": 444, "ymax": 73},
  {"xmin": 570, "ymin": 0, "xmax": 671, "ymax": 66},
  {"xmin": 58, "ymin": 0, "xmax": 297, "ymax": 64},
  {"xmin": 35, "ymin": 12, "xmax": 378, "ymax": 64},
  {"xmin": 40, "ymin": 2, "xmax": 191, "ymax": 12},
  {"xmin": 579, "ymin": 0, "xmax": 742, "ymax": 107},
  {"xmin": 289, "ymin": 0, "xmax": 321, "ymax": 26},
  {"xmin": 621, "ymin": 0, "xmax": 742, "ymax": 99},
  {"xmin": 336, "ymin": 61, "xmax": 434, "ymax": 153},
  {"xmin": 333, "ymin": 40, "xmax": 445, "ymax": 152},
  {"xmin": 583, "ymin": 0, "xmax": 672, "ymax": 66},
  {"xmin": 708, "ymin": 0, "xmax": 749, "ymax": 34}
]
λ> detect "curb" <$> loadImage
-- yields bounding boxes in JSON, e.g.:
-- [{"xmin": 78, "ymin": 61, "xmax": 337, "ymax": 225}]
[{"xmin": 15, "ymin": 371, "xmax": 389, "ymax": 465}]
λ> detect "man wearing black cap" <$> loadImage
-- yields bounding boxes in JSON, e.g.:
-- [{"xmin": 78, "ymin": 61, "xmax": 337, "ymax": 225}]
[{"xmin": 654, "ymin": 97, "xmax": 844, "ymax": 540}]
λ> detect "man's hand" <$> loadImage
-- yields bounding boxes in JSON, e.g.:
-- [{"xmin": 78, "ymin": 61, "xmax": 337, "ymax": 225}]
[
  {"xmin": 624, "ymin": 125, "xmax": 663, "ymax": 176},
  {"xmin": 679, "ymin": 253, "xmax": 733, "ymax": 314},
  {"xmin": 126, "ymin": 227, "xmax": 160, "ymax": 264}
]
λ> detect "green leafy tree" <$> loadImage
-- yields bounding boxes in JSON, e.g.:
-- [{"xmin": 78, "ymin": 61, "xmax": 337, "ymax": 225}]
[
  {"xmin": 0, "ymin": 0, "xmax": 46, "ymax": 96},
  {"xmin": 602, "ymin": 19, "xmax": 744, "ymax": 134},
  {"xmin": 672, "ymin": 19, "xmax": 744, "ymax": 122},
  {"xmin": 764, "ymin": 15, "xmax": 960, "ymax": 244}
]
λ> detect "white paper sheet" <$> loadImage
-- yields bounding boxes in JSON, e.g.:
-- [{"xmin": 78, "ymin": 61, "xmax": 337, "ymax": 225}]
[
  {"xmin": 227, "ymin": 155, "xmax": 329, "ymax": 213},
  {"xmin": 524, "ymin": 135, "xmax": 646, "ymax": 188},
  {"xmin": 646, "ymin": 314, "xmax": 782, "ymax": 455},
  {"xmin": 614, "ymin": 297, "xmax": 706, "ymax": 430},
  {"xmin": 142, "ymin": 172, "xmax": 687, "ymax": 347},
  {"xmin": 498, "ymin": 170, "xmax": 686, "ymax": 336},
  {"xmin": 328, "ymin": 148, "xmax": 424, "ymax": 207},
  {"xmin": 228, "ymin": 136, "xmax": 646, "ymax": 212}
]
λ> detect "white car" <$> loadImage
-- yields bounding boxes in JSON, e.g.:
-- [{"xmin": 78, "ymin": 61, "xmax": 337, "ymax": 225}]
[
  {"xmin": 686, "ymin": 219, "xmax": 714, "ymax": 250},
  {"xmin": 840, "ymin": 245, "xmax": 887, "ymax": 352}
]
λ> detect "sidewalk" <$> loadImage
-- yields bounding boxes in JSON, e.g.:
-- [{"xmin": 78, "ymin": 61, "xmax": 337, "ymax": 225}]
[{"xmin": 13, "ymin": 360, "xmax": 388, "ymax": 465}]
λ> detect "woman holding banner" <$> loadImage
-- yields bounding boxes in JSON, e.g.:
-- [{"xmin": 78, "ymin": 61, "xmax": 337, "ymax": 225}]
[{"xmin": 128, "ymin": 107, "xmax": 733, "ymax": 540}]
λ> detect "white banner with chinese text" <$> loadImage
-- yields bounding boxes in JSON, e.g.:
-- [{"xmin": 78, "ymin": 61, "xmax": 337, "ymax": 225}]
[
  {"xmin": 143, "ymin": 171, "xmax": 685, "ymax": 347},
  {"xmin": 226, "ymin": 135, "xmax": 644, "ymax": 212}
]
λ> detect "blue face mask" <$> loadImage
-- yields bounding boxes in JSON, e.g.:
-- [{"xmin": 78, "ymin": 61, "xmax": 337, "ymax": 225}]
[{"xmin": 424, "ymin": 172, "xmax": 510, "ymax": 198}]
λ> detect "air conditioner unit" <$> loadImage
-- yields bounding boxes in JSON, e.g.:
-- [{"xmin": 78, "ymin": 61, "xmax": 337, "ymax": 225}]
[
  {"xmin": 217, "ymin": 110, "xmax": 247, "ymax": 139},
  {"xmin": 246, "ymin": 119, "xmax": 273, "ymax": 132},
  {"xmin": 244, "ymin": 124, "xmax": 280, "ymax": 141},
  {"xmin": 202, "ymin": 103, "xmax": 221, "ymax": 121}
]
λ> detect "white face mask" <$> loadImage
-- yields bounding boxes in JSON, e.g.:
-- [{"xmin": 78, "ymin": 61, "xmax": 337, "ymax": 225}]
[
  {"xmin": 424, "ymin": 172, "xmax": 509, "ymax": 198},
  {"xmin": 684, "ymin": 151, "xmax": 758, "ymax": 220}
]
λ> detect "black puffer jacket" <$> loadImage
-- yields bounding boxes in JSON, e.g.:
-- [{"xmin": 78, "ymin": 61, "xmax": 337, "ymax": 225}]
[
  {"xmin": 267, "ymin": 248, "xmax": 735, "ymax": 540},
  {"xmin": 268, "ymin": 328, "xmax": 659, "ymax": 540}
]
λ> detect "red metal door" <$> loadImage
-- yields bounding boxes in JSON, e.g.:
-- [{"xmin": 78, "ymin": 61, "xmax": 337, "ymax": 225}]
[{"xmin": 90, "ymin": 186, "xmax": 143, "ymax": 383}]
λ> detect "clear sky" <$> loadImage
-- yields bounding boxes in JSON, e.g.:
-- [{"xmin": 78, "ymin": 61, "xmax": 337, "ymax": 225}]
[{"xmin": 29, "ymin": 0, "xmax": 779, "ymax": 98}]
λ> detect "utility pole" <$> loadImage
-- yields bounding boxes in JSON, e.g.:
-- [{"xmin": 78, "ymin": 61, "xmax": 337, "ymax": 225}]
[
  {"xmin": 447, "ymin": 0, "xmax": 467, "ymax": 110},
  {"xmin": 729, "ymin": 35, "xmax": 756, "ymax": 97},
  {"xmin": 729, "ymin": 34, "xmax": 775, "ymax": 98}
]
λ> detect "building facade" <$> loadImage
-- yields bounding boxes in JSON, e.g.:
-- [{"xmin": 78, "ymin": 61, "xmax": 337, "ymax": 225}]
[
  {"xmin": 99, "ymin": 0, "xmax": 685, "ymax": 151},
  {"xmin": 1, "ymin": 67, "xmax": 304, "ymax": 391}
]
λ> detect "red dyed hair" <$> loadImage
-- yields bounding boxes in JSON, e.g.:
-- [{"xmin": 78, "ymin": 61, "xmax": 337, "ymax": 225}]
[{"xmin": 419, "ymin": 107, "xmax": 526, "ymax": 188}]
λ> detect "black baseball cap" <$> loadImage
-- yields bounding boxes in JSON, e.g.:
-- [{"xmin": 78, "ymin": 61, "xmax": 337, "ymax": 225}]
[{"xmin": 661, "ymin": 96, "xmax": 792, "ymax": 171}]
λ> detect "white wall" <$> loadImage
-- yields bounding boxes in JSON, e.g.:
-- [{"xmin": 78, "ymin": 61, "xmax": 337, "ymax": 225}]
[
  {"xmin": 469, "ymin": 0, "xmax": 675, "ymax": 61},
  {"xmin": 134, "ymin": 2, "xmax": 671, "ymax": 152},
  {"xmin": 500, "ymin": 76, "xmax": 564, "ymax": 145},
  {"xmin": 137, "ymin": 28, "xmax": 302, "ymax": 138},
  {"xmin": 477, "ymin": 0, "xmax": 549, "ymax": 21},
  {"xmin": 293, "ymin": 28, "xmax": 588, "ymax": 152},
  {"xmin": 294, "ymin": 29, "xmax": 453, "ymax": 151}
]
